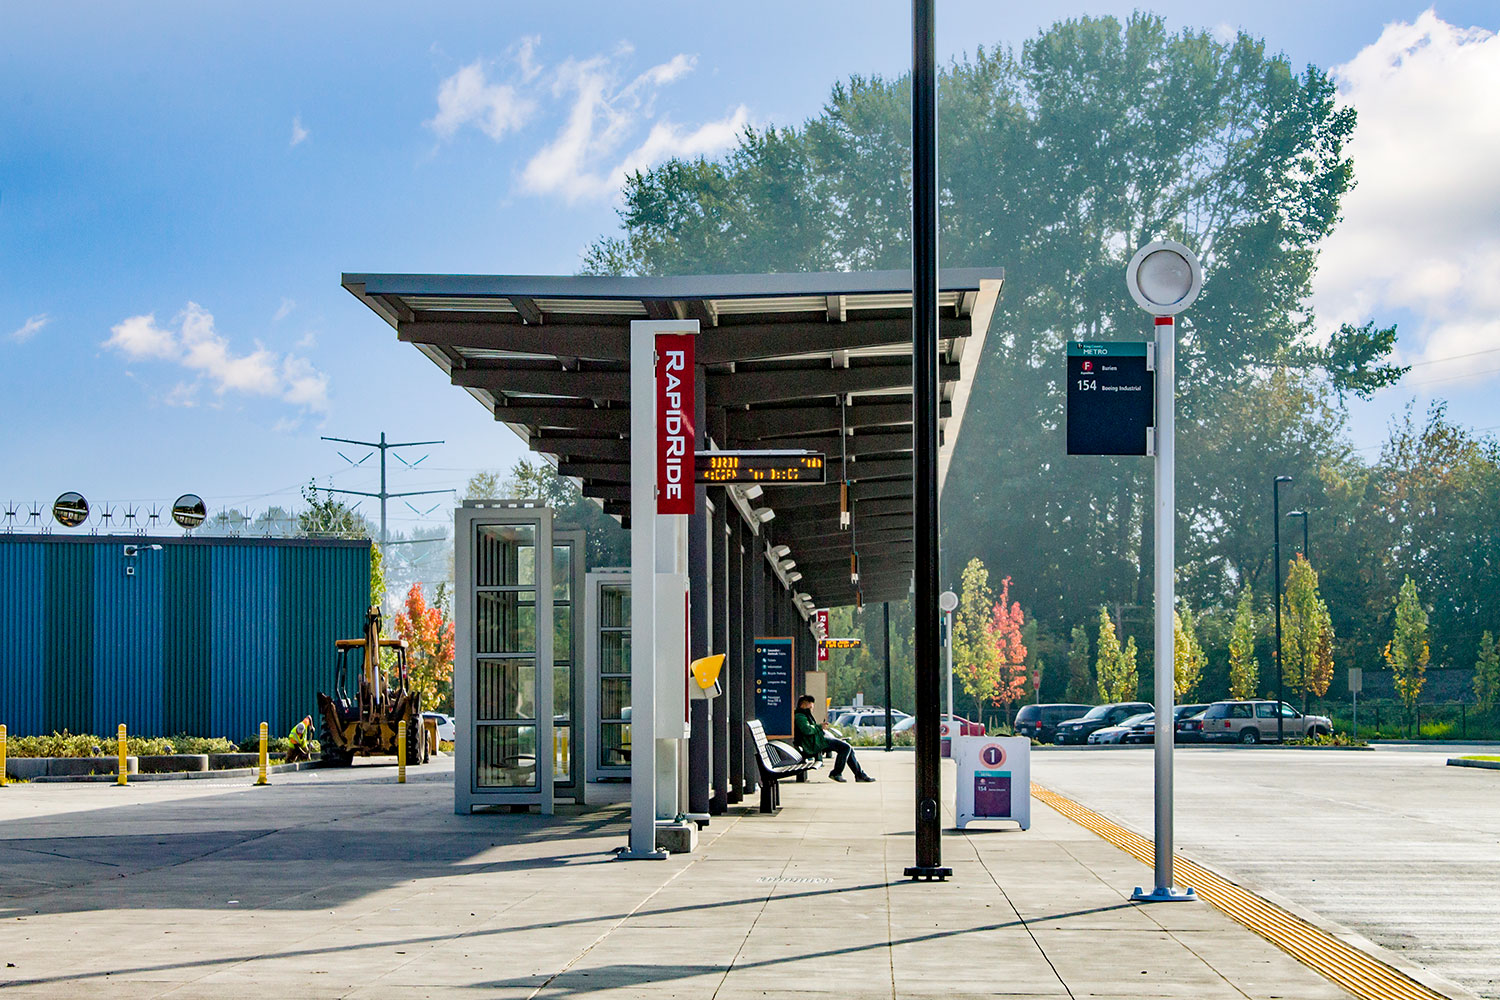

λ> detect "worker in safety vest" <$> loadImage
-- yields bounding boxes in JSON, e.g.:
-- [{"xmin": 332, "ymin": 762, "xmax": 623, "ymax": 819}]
[{"xmin": 285, "ymin": 716, "xmax": 313, "ymax": 763}]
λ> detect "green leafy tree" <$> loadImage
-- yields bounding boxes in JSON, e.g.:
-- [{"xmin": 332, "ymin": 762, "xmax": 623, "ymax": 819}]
[
  {"xmin": 586, "ymin": 15, "xmax": 1401, "ymax": 640},
  {"xmin": 1384, "ymin": 576, "xmax": 1430, "ymax": 733},
  {"xmin": 1095, "ymin": 607, "xmax": 1136, "ymax": 703},
  {"xmin": 1474, "ymin": 631, "xmax": 1500, "ymax": 714},
  {"xmin": 463, "ymin": 469, "xmax": 505, "ymax": 500},
  {"xmin": 1281, "ymin": 556, "xmax": 1334, "ymax": 711},
  {"xmin": 1065, "ymin": 624, "xmax": 1095, "ymax": 703},
  {"xmin": 499, "ymin": 458, "xmax": 630, "ymax": 568},
  {"xmin": 953, "ymin": 558, "xmax": 1000, "ymax": 720},
  {"xmin": 1228, "ymin": 585, "xmax": 1260, "ymax": 700},
  {"xmin": 1173, "ymin": 603, "xmax": 1206, "ymax": 700}
]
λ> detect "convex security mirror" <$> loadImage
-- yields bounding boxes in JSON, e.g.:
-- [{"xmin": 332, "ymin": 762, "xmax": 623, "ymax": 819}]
[
  {"xmin": 172, "ymin": 494, "xmax": 206, "ymax": 529},
  {"xmin": 52, "ymin": 492, "xmax": 89, "ymax": 527}
]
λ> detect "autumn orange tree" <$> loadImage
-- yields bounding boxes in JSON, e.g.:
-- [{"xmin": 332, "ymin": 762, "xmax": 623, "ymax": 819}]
[
  {"xmin": 394, "ymin": 583, "xmax": 456, "ymax": 713},
  {"xmin": 990, "ymin": 576, "xmax": 1029, "ymax": 725}
]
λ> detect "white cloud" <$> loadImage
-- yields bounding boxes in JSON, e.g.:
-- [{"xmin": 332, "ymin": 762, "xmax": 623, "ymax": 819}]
[
  {"xmin": 290, "ymin": 115, "xmax": 309, "ymax": 146},
  {"xmin": 429, "ymin": 40, "xmax": 747, "ymax": 205},
  {"xmin": 427, "ymin": 60, "xmax": 536, "ymax": 141},
  {"xmin": 273, "ymin": 297, "xmax": 295, "ymax": 322},
  {"xmin": 1312, "ymin": 11, "xmax": 1500, "ymax": 381},
  {"xmin": 10, "ymin": 313, "xmax": 50, "ymax": 342},
  {"xmin": 104, "ymin": 302, "xmax": 330, "ymax": 412}
]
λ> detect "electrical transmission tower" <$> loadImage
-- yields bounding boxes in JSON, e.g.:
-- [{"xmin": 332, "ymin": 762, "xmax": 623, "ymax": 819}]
[{"xmin": 318, "ymin": 432, "xmax": 450, "ymax": 544}]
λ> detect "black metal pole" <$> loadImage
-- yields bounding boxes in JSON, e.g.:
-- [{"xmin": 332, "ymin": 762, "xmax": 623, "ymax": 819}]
[
  {"xmin": 1273, "ymin": 476, "xmax": 1291, "ymax": 743},
  {"xmin": 906, "ymin": 0, "xmax": 948, "ymax": 881},
  {"xmin": 884, "ymin": 601, "xmax": 894, "ymax": 751}
]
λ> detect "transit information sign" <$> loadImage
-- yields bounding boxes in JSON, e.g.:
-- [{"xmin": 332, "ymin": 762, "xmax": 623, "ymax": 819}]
[
  {"xmin": 695, "ymin": 450, "xmax": 827, "ymax": 484},
  {"xmin": 753, "ymin": 637, "xmax": 795, "ymax": 737},
  {"xmin": 820, "ymin": 638, "xmax": 862, "ymax": 650},
  {"xmin": 1067, "ymin": 342, "xmax": 1154, "ymax": 456}
]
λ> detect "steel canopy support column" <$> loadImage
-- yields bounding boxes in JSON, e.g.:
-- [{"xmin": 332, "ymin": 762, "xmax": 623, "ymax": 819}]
[
  {"xmin": 906, "ymin": 0, "xmax": 949, "ymax": 881},
  {"xmin": 711, "ymin": 495, "xmax": 730, "ymax": 815},
  {"xmin": 745, "ymin": 525, "xmax": 764, "ymax": 795},
  {"xmin": 688, "ymin": 367, "xmax": 712, "ymax": 822},
  {"xmin": 727, "ymin": 516, "xmax": 746, "ymax": 803}
]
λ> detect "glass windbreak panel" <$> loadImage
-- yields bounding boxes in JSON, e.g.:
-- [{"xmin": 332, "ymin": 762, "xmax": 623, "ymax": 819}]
[
  {"xmin": 600, "ymin": 585, "xmax": 631, "ymax": 628},
  {"xmin": 476, "ymin": 725, "xmax": 537, "ymax": 787},
  {"xmin": 553, "ymin": 662, "xmax": 572, "ymax": 718},
  {"xmin": 553, "ymin": 546, "xmax": 572, "ymax": 601},
  {"xmin": 600, "ymin": 631, "xmax": 630, "ymax": 674},
  {"xmin": 601, "ymin": 678, "xmax": 630, "ymax": 720},
  {"xmin": 554, "ymin": 724, "xmax": 571, "ymax": 780},
  {"xmin": 599, "ymin": 722, "xmax": 631, "ymax": 769},
  {"xmin": 553, "ymin": 604, "xmax": 573, "ymax": 661},
  {"xmin": 477, "ymin": 658, "xmax": 536, "ymax": 720},
  {"xmin": 476, "ymin": 591, "xmax": 536, "ymax": 654},
  {"xmin": 476, "ymin": 524, "xmax": 536, "ymax": 587}
]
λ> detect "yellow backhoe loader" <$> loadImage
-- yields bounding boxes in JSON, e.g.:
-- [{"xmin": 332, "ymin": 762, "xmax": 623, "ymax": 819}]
[{"xmin": 315, "ymin": 606, "xmax": 427, "ymax": 766}]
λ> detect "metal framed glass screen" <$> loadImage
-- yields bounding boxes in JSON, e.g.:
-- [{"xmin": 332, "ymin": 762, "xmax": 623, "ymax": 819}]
[
  {"xmin": 552, "ymin": 529, "xmax": 585, "ymax": 796},
  {"xmin": 455, "ymin": 504, "xmax": 553, "ymax": 814},
  {"xmin": 584, "ymin": 569, "xmax": 632, "ymax": 782}
]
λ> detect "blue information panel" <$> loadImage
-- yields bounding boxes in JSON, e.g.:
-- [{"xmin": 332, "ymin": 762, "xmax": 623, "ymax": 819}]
[
  {"xmin": 753, "ymin": 637, "xmax": 795, "ymax": 737},
  {"xmin": 1067, "ymin": 341, "xmax": 1153, "ymax": 456}
]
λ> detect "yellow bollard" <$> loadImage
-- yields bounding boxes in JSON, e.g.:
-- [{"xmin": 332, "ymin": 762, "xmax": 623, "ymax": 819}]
[
  {"xmin": 397, "ymin": 719, "xmax": 407, "ymax": 783},
  {"xmin": 1, "ymin": 724, "xmax": 7, "ymax": 788},
  {"xmin": 117, "ymin": 724, "xmax": 128, "ymax": 786},
  {"xmin": 256, "ymin": 722, "xmax": 269, "ymax": 786}
]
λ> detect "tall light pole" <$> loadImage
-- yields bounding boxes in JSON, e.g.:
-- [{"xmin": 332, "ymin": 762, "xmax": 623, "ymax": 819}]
[
  {"xmin": 1273, "ymin": 475, "xmax": 1293, "ymax": 742},
  {"xmin": 1126, "ymin": 239, "xmax": 1202, "ymax": 903},
  {"xmin": 905, "ymin": 0, "xmax": 949, "ymax": 882},
  {"xmin": 940, "ymin": 590, "xmax": 959, "ymax": 724},
  {"xmin": 1286, "ymin": 509, "xmax": 1308, "ymax": 563}
]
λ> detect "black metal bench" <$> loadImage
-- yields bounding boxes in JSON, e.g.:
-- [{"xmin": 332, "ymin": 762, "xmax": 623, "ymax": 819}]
[{"xmin": 747, "ymin": 719, "xmax": 816, "ymax": 814}]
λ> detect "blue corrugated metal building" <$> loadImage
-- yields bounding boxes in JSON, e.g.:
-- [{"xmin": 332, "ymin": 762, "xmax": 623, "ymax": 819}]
[{"xmin": 0, "ymin": 534, "xmax": 370, "ymax": 740}]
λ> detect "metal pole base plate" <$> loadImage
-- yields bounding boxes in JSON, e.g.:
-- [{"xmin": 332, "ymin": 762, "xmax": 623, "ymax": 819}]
[
  {"xmin": 904, "ymin": 866, "xmax": 953, "ymax": 881},
  {"xmin": 615, "ymin": 848, "xmax": 670, "ymax": 861},
  {"xmin": 1131, "ymin": 885, "xmax": 1197, "ymax": 902}
]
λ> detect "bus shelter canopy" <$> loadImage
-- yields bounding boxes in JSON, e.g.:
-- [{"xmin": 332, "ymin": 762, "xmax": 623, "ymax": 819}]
[{"xmin": 342, "ymin": 269, "xmax": 1002, "ymax": 610}]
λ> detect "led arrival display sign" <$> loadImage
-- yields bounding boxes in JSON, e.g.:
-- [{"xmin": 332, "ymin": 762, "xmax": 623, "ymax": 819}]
[
  {"xmin": 655, "ymin": 334, "xmax": 696, "ymax": 514},
  {"xmin": 1066, "ymin": 342, "xmax": 1154, "ymax": 456},
  {"xmin": 820, "ymin": 638, "xmax": 862, "ymax": 650},
  {"xmin": 694, "ymin": 450, "xmax": 827, "ymax": 484}
]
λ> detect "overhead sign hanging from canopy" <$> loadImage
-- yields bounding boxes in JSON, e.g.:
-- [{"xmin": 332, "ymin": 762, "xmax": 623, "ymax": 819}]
[{"xmin": 695, "ymin": 450, "xmax": 827, "ymax": 484}]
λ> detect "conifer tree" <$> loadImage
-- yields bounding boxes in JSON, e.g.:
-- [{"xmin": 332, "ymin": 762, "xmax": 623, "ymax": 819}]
[{"xmin": 1475, "ymin": 631, "xmax": 1500, "ymax": 714}]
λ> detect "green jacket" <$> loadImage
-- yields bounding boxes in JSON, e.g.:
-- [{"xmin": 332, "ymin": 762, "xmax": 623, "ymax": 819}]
[{"xmin": 793, "ymin": 708, "xmax": 829, "ymax": 757}]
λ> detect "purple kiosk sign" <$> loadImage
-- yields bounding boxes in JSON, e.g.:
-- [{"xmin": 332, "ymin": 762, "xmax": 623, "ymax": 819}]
[{"xmin": 954, "ymin": 736, "xmax": 1031, "ymax": 830}]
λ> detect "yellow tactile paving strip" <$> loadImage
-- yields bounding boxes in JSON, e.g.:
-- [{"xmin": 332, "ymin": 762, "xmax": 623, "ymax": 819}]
[{"xmin": 1032, "ymin": 783, "xmax": 1452, "ymax": 1000}]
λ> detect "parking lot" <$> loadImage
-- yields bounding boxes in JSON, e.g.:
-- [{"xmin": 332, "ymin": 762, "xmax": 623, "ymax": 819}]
[{"xmin": 1035, "ymin": 744, "xmax": 1500, "ymax": 1000}]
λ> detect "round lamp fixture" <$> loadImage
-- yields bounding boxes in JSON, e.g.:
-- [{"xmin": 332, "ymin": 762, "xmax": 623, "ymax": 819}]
[
  {"xmin": 1126, "ymin": 240, "xmax": 1202, "ymax": 316},
  {"xmin": 938, "ymin": 589, "xmax": 959, "ymax": 614}
]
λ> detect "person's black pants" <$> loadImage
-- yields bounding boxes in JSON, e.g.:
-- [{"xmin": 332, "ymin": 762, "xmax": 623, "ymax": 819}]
[{"xmin": 824, "ymin": 737, "xmax": 867, "ymax": 779}]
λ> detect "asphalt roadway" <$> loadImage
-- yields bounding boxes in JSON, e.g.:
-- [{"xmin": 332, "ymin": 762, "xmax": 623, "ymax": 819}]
[
  {"xmin": 1034, "ymin": 743, "xmax": 1499, "ymax": 1000},
  {"xmin": 0, "ymin": 751, "xmax": 1359, "ymax": 999}
]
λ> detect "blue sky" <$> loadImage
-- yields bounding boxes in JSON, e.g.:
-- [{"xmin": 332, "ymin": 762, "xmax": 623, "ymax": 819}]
[{"xmin": 3, "ymin": 1, "xmax": 1497, "ymax": 541}]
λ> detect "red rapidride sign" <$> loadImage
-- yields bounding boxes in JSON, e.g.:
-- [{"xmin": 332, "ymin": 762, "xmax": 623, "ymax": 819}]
[{"xmin": 655, "ymin": 333, "xmax": 695, "ymax": 515}]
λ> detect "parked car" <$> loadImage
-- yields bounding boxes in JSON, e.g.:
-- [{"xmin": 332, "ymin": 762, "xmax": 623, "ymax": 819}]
[
  {"xmin": 1122, "ymin": 704, "xmax": 1209, "ymax": 745},
  {"xmin": 839, "ymin": 709, "xmax": 911, "ymax": 735},
  {"xmin": 1200, "ymin": 700, "xmax": 1333, "ymax": 744},
  {"xmin": 1089, "ymin": 712, "xmax": 1154, "ymax": 744},
  {"xmin": 1176, "ymin": 708, "xmax": 1209, "ymax": 743},
  {"xmin": 892, "ymin": 713, "xmax": 986, "ymax": 736},
  {"xmin": 421, "ymin": 711, "xmax": 455, "ymax": 743},
  {"xmin": 1053, "ymin": 702, "xmax": 1154, "ymax": 745},
  {"xmin": 1014, "ymin": 703, "xmax": 1093, "ymax": 743}
]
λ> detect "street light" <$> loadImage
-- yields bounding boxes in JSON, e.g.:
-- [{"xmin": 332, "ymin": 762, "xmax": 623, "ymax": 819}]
[
  {"xmin": 1286, "ymin": 510, "xmax": 1309, "ymax": 562},
  {"xmin": 1273, "ymin": 475, "xmax": 1293, "ymax": 743},
  {"xmin": 1125, "ymin": 239, "xmax": 1202, "ymax": 904}
]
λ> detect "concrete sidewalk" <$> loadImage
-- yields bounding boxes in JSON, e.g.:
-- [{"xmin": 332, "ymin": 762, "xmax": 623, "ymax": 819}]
[{"xmin": 0, "ymin": 752, "xmax": 1355, "ymax": 999}]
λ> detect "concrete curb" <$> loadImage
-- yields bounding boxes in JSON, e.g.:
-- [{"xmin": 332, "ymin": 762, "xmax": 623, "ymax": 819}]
[
  {"xmin": 1446, "ymin": 757, "xmax": 1500, "ymax": 770},
  {"xmin": 30, "ymin": 759, "xmax": 332, "ymax": 782}
]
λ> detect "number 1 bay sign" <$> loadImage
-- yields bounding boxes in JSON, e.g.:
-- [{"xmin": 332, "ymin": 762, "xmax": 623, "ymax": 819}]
[
  {"xmin": 1067, "ymin": 342, "xmax": 1154, "ymax": 456},
  {"xmin": 656, "ymin": 334, "xmax": 695, "ymax": 514}
]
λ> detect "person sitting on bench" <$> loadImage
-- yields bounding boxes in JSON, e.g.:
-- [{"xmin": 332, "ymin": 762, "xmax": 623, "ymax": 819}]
[{"xmin": 793, "ymin": 695, "xmax": 875, "ymax": 783}]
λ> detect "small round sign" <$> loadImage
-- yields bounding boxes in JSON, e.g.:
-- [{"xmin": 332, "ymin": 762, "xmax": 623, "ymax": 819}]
[
  {"xmin": 981, "ymin": 744, "xmax": 1006, "ymax": 767},
  {"xmin": 1126, "ymin": 240, "xmax": 1202, "ymax": 316}
]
